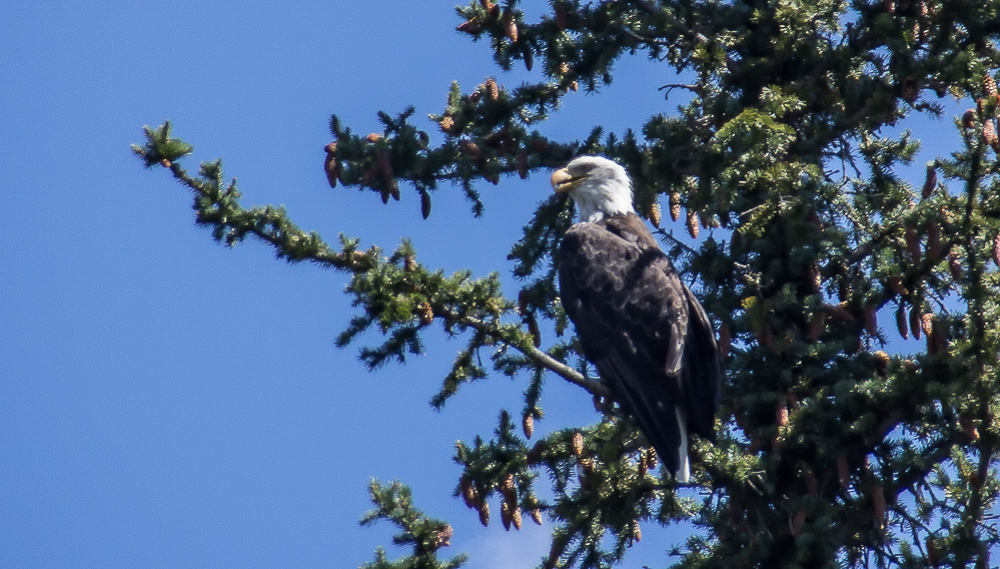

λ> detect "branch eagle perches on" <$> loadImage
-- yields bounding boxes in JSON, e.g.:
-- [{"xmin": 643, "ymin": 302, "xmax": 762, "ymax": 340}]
[{"xmin": 132, "ymin": 122, "xmax": 605, "ymax": 408}]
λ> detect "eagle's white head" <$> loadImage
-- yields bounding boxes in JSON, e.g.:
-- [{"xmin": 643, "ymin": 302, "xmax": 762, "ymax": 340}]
[{"xmin": 551, "ymin": 155, "xmax": 635, "ymax": 223}]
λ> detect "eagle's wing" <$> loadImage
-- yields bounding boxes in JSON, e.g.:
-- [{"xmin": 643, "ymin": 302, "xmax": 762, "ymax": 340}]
[{"xmin": 558, "ymin": 213, "xmax": 719, "ymax": 477}]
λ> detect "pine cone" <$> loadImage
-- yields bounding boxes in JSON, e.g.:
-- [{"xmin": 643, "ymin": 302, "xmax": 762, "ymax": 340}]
[
  {"xmin": 511, "ymin": 505, "xmax": 522, "ymax": 530},
  {"xmin": 647, "ymin": 201, "xmax": 662, "ymax": 228},
  {"xmin": 926, "ymin": 536, "xmax": 939, "ymax": 565},
  {"xmin": 686, "ymin": 210, "xmax": 700, "ymax": 239},
  {"xmin": 920, "ymin": 313, "xmax": 934, "ymax": 336},
  {"xmin": 669, "ymin": 192, "xmax": 681, "ymax": 221},
  {"xmin": 864, "ymin": 304, "xmax": 878, "ymax": 337},
  {"xmin": 643, "ymin": 447, "xmax": 658, "ymax": 470},
  {"xmin": 420, "ymin": 191, "xmax": 431, "ymax": 220},
  {"xmin": 530, "ymin": 508, "xmax": 543, "ymax": 525},
  {"xmin": 926, "ymin": 317, "xmax": 944, "ymax": 355},
  {"xmin": 439, "ymin": 115, "xmax": 455, "ymax": 133},
  {"xmin": 993, "ymin": 234, "xmax": 1000, "ymax": 266},
  {"xmin": 922, "ymin": 165, "xmax": 937, "ymax": 199},
  {"xmin": 500, "ymin": 473, "xmax": 514, "ymax": 492},
  {"xmin": 776, "ymin": 402, "xmax": 789, "ymax": 427},
  {"xmin": 571, "ymin": 431, "xmax": 584, "ymax": 456},
  {"xmin": 456, "ymin": 19, "xmax": 483, "ymax": 34},
  {"xmin": 376, "ymin": 150, "xmax": 395, "ymax": 181},
  {"xmin": 555, "ymin": 3, "xmax": 567, "ymax": 30},
  {"xmin": 986, "ymin": 75, "xmax": 998, "ymax": 98},
  {"xmin": 959, "ymin": 413, "xmax": 980, "ymax": 440},
  {"xmin": 825, "ymin": 302, "xmax": 854, "ymax": 323},
  {"xmin": 522, "ymin": 413, "xmax": 534, "ymax": 439},
  {"xmin": 500, "ymin": 473, "xmax": 516, "ymax": 503},
  {"xmin": 874, "ymin": 350, "xmax": 890, "ymax": 376},
  {"xmin": 431, "ymin": 524, "xmax": 453, "ymax": 549},
  {"xmin": 324, "ymin": 153, "xmax": 339, "ymax": 189},
  {"xmin": 485, "ymin": 78, "xmax": 499, "ymax": 101},
  {"xmin": 418, "ymin": 302, "xmax": 434, "ymax": 325},
  {"xmin": 500, "ymin": 499, "xmax": 512, "ymax": 530},
  {"xmin": 949, "ymin": 249, "xmax": 963, "ymax": 280},
  {"xmin": 631, "ymin": 520, "xmax": 642, "ymax": 544},
  {"xmin": 460, "ymin": 476, "xmax": 477, "ymax": 509},
  {"xmin": 460, "ymin": 140, "xmax": 483, "ymax": 160},
  {"xmin": 927, "ymin": 221, "xmax": 941, "ymax": 263},
  {"xmin": 870, "ymin": 481, "xmax": 886, "ymax": 530},
  {"xmin": 984, "ymin": 120, "xmax": 999, "ymax": 151},
  {"xmin": 808, "ymin": 264, "xmax": 822, "ymax": 293},
  {"xmin": 478, "ymin": 501, "xmax": 490, "ymax": 527},
  {"xmin": 366, "ymin": 133, "xmax": 382, "ymax": 143},
  {"xmin": 909, "ymin": 305, "xmax": 922, "ymax": 341},
  {"xmin": 517, "ymin": 150, "xmax": 528, "ymax": 180},
  {"xmin": 902, "ymin": 77, "xmax": 918, "ymax": 103},
  {"xmin": 962, "ymin": 109, "xmax": 976, "ymax": 129},
  {"xmin": 501, "ymin": 9, "xmax": 518, "ymax": 41}
]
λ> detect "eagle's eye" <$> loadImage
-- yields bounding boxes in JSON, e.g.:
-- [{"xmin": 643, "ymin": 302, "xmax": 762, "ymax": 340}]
[{"xmin": 570, "ymin": 162, "xmax": 600, "ymax": 177}]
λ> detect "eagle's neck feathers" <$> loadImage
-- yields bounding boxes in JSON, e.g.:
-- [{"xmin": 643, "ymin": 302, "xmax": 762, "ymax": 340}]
[{"xmin": 573, "ymin": 182, "xmax": 634, "ymax": 223}]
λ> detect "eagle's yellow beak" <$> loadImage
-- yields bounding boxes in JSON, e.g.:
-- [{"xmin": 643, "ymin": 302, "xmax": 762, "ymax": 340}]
[{"xmin": 551, "ymin": 167, "xmax": 584, "ymax": 193}]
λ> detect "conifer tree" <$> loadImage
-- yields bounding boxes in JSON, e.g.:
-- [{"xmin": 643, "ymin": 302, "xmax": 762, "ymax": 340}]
[{"xmin": 134, "ymin": 1, "xmax": 1000, "ymax": 567}]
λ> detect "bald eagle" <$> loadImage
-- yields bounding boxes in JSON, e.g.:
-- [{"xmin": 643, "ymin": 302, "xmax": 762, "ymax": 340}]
[{"xmin": 552, "ymin": 155, "xmax": 721, "ymax": 482}]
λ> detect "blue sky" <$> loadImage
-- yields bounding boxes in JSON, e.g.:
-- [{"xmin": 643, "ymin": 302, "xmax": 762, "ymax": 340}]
[{"xmin": 0, "ymin": 2, "xmax": 976, "ymax": 569}]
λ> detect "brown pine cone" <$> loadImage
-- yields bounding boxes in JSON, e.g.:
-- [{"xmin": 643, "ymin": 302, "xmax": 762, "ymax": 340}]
[{"xmin": 686, "ymin": 210, "xmax": 700, "ymax": 239}]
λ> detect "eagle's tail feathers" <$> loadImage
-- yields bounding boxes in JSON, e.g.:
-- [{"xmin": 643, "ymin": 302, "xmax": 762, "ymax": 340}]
[{"xmin": 675, "ymin": 406, "xmax": 690, "ymax": 483}]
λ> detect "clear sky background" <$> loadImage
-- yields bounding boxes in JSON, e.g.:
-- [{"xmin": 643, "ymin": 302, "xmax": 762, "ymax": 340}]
[{"xmin": 0, "ymin": 2, "xmax": 976, "ymax": 569}]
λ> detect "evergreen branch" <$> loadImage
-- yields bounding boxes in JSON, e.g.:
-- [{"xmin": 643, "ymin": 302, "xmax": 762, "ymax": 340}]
[
  {"xmin": 134, "ymin": 123, "xmax": 376, "ymax": 272},
  {"xmin": 360, "ymin": 480, "xmax": 467, "ymax": 569},
  {"xmin": 435, "ymin": 306, "xmax": 609, "ymax": 399}
]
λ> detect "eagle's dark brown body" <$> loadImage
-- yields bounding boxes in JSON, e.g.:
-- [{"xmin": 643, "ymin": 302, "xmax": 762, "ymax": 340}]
[{"xmin": 558, "ymin": 212, "xmax": 721, "ymax": 479}]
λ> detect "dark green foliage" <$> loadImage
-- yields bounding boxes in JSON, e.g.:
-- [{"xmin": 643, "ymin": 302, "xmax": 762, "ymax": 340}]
[
  {"xmin": 360, "ymin": 480, "xmax": 467, "ymax": 569},
  {"xmin": 136, "ymin": 0, "xmax": 1000, "ymax": 567}
]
